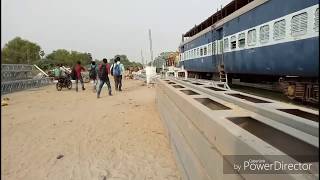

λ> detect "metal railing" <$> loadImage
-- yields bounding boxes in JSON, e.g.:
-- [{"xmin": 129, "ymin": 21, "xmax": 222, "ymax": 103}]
[
  {"xmin": 1, "ymin": 78, "xmax": 52, "ymax": 94},
  {"xmin": 1, "ymin": 64, "xmax": 34, "ymax": 72},
  {"xmin": 1, "ymin": 64, "xmax": 52, "ymax": 94}
]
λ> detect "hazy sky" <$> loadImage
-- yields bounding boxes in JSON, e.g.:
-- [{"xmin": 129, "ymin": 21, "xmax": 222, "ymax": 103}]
[{"xmin": 2, "ymin": 0, "xmax": 231, "ymax": 63}]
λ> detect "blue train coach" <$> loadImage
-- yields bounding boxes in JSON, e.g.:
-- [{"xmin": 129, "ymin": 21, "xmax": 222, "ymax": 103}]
[{"xmin": 179, "ymin": 0, "xmax": 319, "ymax": 102}]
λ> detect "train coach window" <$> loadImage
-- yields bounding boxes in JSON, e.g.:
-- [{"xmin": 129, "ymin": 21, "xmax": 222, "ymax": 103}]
[
  {"xmin": 204, "ymin": 46, "xmax": 207, "ymax": 56},
  {"xmin": 238, "ymin": 33, "xmax": 245, "ymax": 48},
  {"xmin": 260, "ymin": 25, "xmax": 270, "ymax": 43},
  {"xmin": 274, "ymin": 19, "xmax": 286, "ymax": 40},
  {"xmin": 219, "ymin": 40, "xmax": 224, "ymax": 53},
  {"xmin": 231, "ymin": 36, "xmax": 236, "ymax": 49},
  {"xmin": 208, "ymin": 43, "xmax": 212, "ymax": 55},
  {"xmin": 291, "ymin": 12, "xmax": 308, "ymax": 36},
  {"xmin": 197, "ymin": 48, "xmax": 200, "ymax": 57},
  {"xmin": 200, "ymin": 48, "xmax": 203, "ymax": 56},
  {"xmin": 315, "ymin": 8, "xmax": 319, "ymax": 32},
  {"xmin": 212, "ymin": 42, "xmax": 216, "ymax": 55},
  {"xmin": 224, "ymin": 38, "xmax": 229, "ymax": 51},
  {"xmin": 247, "ymin": 29, "xmax": 256, "ymax": 46}
]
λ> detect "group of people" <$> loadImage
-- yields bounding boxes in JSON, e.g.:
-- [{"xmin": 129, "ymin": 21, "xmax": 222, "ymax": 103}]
[
  {"xmin": 89, "ymin": 57, "xmax": 125, "ymax": 98},
  {"xmin": 53, "ymin": 57, "xmax": 125, "ymax": 98}
]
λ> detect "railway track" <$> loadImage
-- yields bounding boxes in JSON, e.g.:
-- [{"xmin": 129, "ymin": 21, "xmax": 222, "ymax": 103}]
[{"xmin": 229, "ymin": 84, "xmax": 319, "ymax": 110}]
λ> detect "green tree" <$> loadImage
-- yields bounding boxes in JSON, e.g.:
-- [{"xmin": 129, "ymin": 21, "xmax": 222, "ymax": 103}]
[
  {"xmin": 1, "ymin": 37, "xmax": 42, "ymax": 64},
  {"xmin": 46, "ymin": 49, "xmax": 92, "ymax": 67}
]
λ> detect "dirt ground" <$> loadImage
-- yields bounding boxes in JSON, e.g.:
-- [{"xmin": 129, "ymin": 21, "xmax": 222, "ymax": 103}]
[{"xmin": 1, "ymin": 79, "xmax": 181, "ymax": 180}]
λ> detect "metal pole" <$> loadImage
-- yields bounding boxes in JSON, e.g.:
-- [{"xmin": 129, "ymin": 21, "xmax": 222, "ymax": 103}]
[
  {"xmin": 148, "ymin": 29, "xmax": 154, "ymax": 67},
  {"xmin": 141, "ymin": 49, "xmax": 144, "ymax": 67}
]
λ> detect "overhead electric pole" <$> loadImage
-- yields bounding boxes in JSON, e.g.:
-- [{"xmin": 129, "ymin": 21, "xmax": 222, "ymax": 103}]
[
  {"xmin": 141, "ymin": 49, "xmax": 144, "ymax": 67},
  {"xmin": 148, "ymin": 29, "xmax": 154, "ymax": 66}
]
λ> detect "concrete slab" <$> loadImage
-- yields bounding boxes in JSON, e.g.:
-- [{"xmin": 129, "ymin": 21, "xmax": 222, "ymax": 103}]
[{"xmin": 156, "ymin": 79, "xmax": 318, "ymax": 180}]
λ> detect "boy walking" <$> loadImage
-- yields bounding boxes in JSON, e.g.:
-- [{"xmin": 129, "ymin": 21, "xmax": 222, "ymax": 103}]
[
  {"xmin": 89, "ymin": 61, "xmax": 98, "ymax": 92},
  {"xmin": 110, "ymin": 57, "xmax": 125, "ymax": 91},
  {"xmin": 74, "ymin": 61, "xmax": 86, "ymax": 92},
  {"xmin": 97, "ymin": 58, "xmax": 112, "ymax": 98}
]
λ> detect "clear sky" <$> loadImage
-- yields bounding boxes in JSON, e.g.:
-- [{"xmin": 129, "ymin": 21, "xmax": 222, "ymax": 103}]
[{"xmin": 2, "ymin": 0, "xmax": 232, "ymax": 63}]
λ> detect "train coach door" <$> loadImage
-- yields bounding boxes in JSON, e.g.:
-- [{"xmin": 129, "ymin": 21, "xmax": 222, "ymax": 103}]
[
  {"xmin": 215, "ymin": 27, "xmax": 224, "ymax": 71},
  {"xmin": 216, "ymin": 27, "xmax": 224, "ymax": 72}
]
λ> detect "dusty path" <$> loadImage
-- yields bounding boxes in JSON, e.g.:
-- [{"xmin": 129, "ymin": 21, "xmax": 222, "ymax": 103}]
[{"xmin": 1, "ymin": 79, "xmax": 181, "ymax": 180}]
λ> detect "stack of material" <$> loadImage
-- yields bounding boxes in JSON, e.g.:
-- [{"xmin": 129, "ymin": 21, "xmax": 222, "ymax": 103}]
[
  {"xmin": 156, "ymin": 79, "xmax": 318, "ymax": 180},
  {"xmin": 1, "ymin": 64, "xmax": 52, "ymax": 94}
]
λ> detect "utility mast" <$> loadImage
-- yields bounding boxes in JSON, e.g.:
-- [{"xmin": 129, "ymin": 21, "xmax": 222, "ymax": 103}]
[
  {"xmin": 141, "ymin": 49, "xmax": 144, "ymax": 67},
  {"xmin": 148, "ymin": 29, "xmax": 154, "ymax": 66}
]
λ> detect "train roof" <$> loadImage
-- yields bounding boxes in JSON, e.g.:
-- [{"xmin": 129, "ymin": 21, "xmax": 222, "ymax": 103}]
[
  {"xmin": 180, "ymin": 0, "xmax": 269, "ymax": 45},
  {"xmin": 183, "ymin": 0, "xmax": 255, "ymax": 38}
]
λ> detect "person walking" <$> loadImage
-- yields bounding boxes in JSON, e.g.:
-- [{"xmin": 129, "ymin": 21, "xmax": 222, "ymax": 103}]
[
  {"xmin": 110, "ymin": 57, "xmax": 125, "ymax": 91},
  {"xmin": 74, "ymin": 61, "xmax": 86, "ymax": 92},
  {"xmin": 97, "ymin": 58, "xmax": 112, "ymax": 98},
  {"xmin": 89, "ymin": 61, "xmax": 98, "ymax": 92},
  {"xmin": 53, "ymin": 64, "xmax": 62, "ymax": 80}
]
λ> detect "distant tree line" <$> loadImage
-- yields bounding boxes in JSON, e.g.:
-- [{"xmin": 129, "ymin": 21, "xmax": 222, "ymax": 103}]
[
  {"xmin": 1, "ymin": 37, "xmax": 143, "ymax": 70},
  {"xmin": 109, "ymin": 55, "xmax": 143, "ymax": 70}
]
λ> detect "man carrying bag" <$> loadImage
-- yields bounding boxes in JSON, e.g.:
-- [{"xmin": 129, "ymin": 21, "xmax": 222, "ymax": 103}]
[
  {"xmin": 110, "ymin": 57, "xmax": 125, "ymax": 91},
  {"xmin": 97, "ymin": 58, "xmax": 112, "ymax": 98}
]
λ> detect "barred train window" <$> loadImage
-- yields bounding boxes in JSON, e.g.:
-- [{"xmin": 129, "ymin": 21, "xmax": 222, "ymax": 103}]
[
  {"xmin": 238, "ymin": 33, "xmax": 245, "ymax": 48},
  {"xmin": 208, "ymin": 44, "xmax": 212, "ymax": 55},
  {"xmin": 315, "ymin": 8, "xmax": 319, "ymax": 32},
  {"xmin": 230, "ymin": 36, "xmax": 236, "ymax": 49},
  {"xmin": 224, "ymin": 38, "xmax": 229, "ymax": 50},
  {"xmin": 291, "ymin": 12, "xmax": 308, "ymax": 36},
  {"xmin": 260, "ymin": 25, "xmax": 270, "ymax": 43},
  {"xmin": 200, "ymin": 48, "xmax": 203, "ymax": 56},
  {"xmin": 219, "ymin": 40, "xmax": 224, "ymax": 53},
  {"xmin": 197, "ymin": 48, "xmax": 200, "ymax": 57},
  {"xmin": 247, "ymin": 29, "xmax": 256, "ymax": 46},
  {"xmin": 212, "ymin": 42, "xmax": 216, "ymax": 55},
  {"xmin": 274, "ymin": 19, "xmax": 286, "ymax": 40},
  {"xmin": 204, "ymin": 46, "xmax": 207, "ymax": 55}
]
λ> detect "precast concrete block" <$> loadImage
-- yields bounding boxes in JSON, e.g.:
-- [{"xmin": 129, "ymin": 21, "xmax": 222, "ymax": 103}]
[
  {"xmin": 156, "ymin": 79, "xmax": 318, "ymax": 180},
  {"xmin": 174, "ymin": 79, "xmax": 319, "ymax": 137},
  {"xmin": 157, "ymin": 91, "xmax": 211, "ymax": 180},
  {"xmin": 158, "ymin": 88, "xmax": 244, "ymax": 180}
]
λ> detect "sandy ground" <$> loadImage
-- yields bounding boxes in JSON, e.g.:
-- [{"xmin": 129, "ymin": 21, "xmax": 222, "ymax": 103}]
[{"xmin": 1, "ymin": 79, "xmax": 181, "ymax": 180}]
